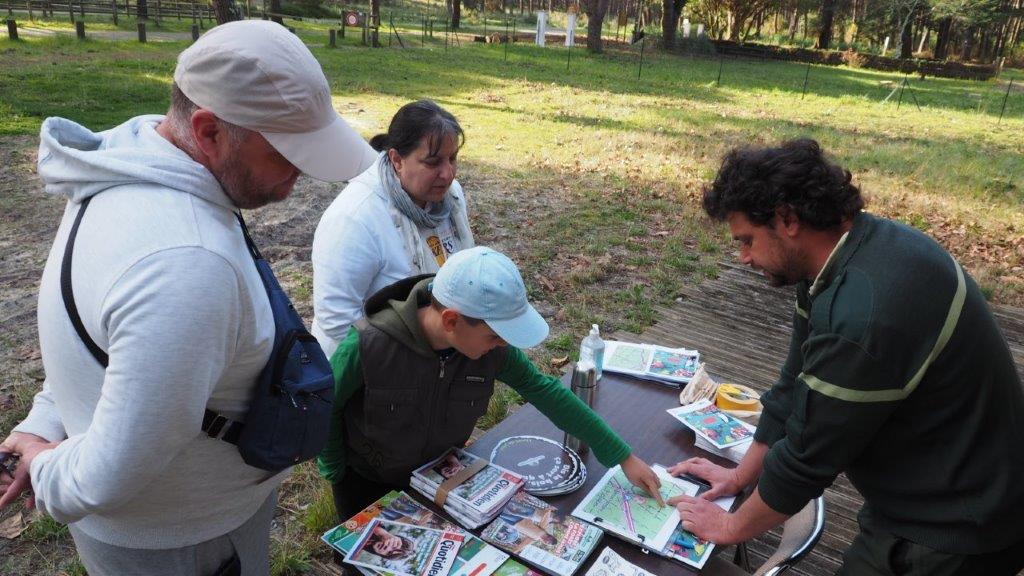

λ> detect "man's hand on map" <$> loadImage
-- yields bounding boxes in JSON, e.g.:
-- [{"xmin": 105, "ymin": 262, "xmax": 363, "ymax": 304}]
[
  {"xmin": 668, "ymin": 457, "xmax": 742, "ymax": 500},
  {"xmin": 620, "ymin": 454, "xmax": 665, "ymax": 507},
  {"xmin": 669, "ymin": 494, "xmax": 739, "ymax": 545}
]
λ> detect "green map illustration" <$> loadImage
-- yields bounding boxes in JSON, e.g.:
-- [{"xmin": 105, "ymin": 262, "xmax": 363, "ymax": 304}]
[
  {"xmin": 580, "ymin": 468, "xmax": 687, "ymax": 541},
  {"xmin": 605, "ymin": 344, "xmax": 651, "ymax": 372}
]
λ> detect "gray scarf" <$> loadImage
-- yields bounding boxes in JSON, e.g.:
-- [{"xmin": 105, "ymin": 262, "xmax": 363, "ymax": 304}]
[{"xmin": 378, "ymin": 152, "xmax": 453, "ymax": 229}]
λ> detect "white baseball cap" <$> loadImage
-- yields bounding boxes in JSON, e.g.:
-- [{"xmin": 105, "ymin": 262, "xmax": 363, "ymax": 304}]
[
  {"xmin": 432, "ymin": 246, "xmax": 550, "ymax": 349},
  {"xmin": 173, "ymin": 20, "xmax": 377, "ymax": 182}
]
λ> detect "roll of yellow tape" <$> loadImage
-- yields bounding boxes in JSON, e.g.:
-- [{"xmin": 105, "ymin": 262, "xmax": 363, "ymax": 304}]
[{"xmin": 716, "ymin": 384, "xmax": 760, "ymax": 411}]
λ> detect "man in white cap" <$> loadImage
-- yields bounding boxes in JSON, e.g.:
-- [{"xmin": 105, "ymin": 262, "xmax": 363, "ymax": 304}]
[
  {"xmin": 0, "ymin": 20, "xmax": 376, "ymax": 576},
  {"xmin": 317, "ymin": 246, "xmax": 664, "ymax": 525}
]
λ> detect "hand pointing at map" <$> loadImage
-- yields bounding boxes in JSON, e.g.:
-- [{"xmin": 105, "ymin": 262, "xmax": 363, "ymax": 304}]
[{"xmin": 620, "ymin": 454, "xmax": 665, "ymax": 507}]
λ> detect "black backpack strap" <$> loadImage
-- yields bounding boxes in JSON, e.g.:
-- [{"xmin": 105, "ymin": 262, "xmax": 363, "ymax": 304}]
[
  {"xmin": 61, "ymin": 196, "xmax": 109, "ymax": 369},
  {"xmin": 202, "ymin": 409, "xmax": 244, "ymax": 444},
  {"xmin": 61, "ymin": 197, "xmax": 245, "ymax": 445}
]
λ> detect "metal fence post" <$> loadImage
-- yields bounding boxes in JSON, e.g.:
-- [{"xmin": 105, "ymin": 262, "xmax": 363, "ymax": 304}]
[
  {"xmin": 998, "ymin": 78, "xmax": 1014, "ymax": 124},
  {"xmin": 800, "ymin": 62, "xmax": 811, "ymax": 99}
]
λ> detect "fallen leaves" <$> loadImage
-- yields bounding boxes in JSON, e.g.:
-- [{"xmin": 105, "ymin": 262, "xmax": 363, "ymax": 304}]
[{"xmin": 0, "ymin": 511, "xmax": 29, "ymax": 539}]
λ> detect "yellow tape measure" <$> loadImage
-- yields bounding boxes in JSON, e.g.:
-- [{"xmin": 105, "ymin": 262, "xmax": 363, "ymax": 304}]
[{"xmin": 716, "ymin": 383, "xmax": 761, "ymax": 411}]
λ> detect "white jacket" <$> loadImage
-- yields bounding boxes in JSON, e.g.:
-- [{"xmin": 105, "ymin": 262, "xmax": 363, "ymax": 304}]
[
  {"xmin": 14, "ymin": 116, "xmax": 286, "ymax": 549},
  {"xmin": 310, "ymin": 158, "xmax": 473, "ymax": 355}
]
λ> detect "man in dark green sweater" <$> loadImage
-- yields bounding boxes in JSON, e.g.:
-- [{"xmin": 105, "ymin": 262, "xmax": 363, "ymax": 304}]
[
  {"xmin": 668, "ymin": 139, "xmax": 1024, "ymax": 575},
  {"xmin": 318, "ymin": 246, "xmax": 663, "ymax": 523}
]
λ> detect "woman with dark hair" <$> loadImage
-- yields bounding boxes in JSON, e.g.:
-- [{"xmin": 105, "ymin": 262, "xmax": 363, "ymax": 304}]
[{"xmin": 311, "ymin": 100, "xmax": 473, "ymax": 355}]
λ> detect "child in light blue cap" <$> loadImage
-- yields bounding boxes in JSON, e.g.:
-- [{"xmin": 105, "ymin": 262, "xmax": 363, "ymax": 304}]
[{"xmin": 318, "ymin": 246, "xmax": 663, "ymax": 523}]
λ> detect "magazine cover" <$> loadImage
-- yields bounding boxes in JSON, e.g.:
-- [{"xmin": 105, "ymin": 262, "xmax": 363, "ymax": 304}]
[
  {"xmin": 667, "ymin": 400, "xmax": 755, "ymax": 449},
  {"xmin": 320, "ymin": 490, "xmax": 508, "ymax": 576},
  {"xmin": 347, "ymin": 518, "xmax": 464, "ymax": 576},
  {"xmin": 481, "ymin": 491, "xmax": 603, "ymax": 576},
  {"xmin": 492, "ymin": 559, "xmax": 546, "ymax": 576},
  {"xmin": 583, "ymin": 547, "xmax": 655, "ymax": 576},
  {"xmin": 602, "ymin": 341, "xmax": 699, "ymax": 385},
  {"xmin": 414, "ymin": 448, "xmax": 523, "ymax": 512},
  {"xmin": 659, "ymin": 495, "xmax": 736, "ymax": 570},
  {"xmin": 570, "ymin": 464, "xmax": 697, "ymax": 552}
]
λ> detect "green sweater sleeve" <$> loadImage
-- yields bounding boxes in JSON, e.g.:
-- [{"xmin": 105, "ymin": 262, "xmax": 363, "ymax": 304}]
[
  {"xmin": 317, "ymin": 327, "xmax": 365, "ymax": 484},
  {"xmin": 497, "ymin": 347, "xmax": 632, "ymax": 468}
]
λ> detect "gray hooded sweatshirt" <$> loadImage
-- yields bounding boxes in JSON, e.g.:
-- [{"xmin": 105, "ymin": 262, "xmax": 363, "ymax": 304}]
[{"xmin": 13, "ymin": 115, "xmax": 287, "ymax": 549}]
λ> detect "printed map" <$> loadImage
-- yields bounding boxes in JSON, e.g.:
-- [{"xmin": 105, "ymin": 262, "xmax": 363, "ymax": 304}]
[{"xmin": 578, "ymin": 467, "xmax": 688, "ymax": 543}]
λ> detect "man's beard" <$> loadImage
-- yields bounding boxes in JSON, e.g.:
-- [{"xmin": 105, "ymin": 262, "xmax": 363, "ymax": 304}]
[
  {"xmin": 761, "ymin": 248, "xmax": 805, "ymax": 288},
  {"xmin": 218, "ymin": 150, "xmax": 290, "ymax": 210}
]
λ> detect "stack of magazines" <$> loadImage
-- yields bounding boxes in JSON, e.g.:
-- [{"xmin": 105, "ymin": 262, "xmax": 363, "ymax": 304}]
[
  {"xmin": 666, "ymin": 400, "xmax": 755, "ymax": 463},
  {"xmin": 410, "ymin": 448, "xmax": 525, "ymax": 529},
  {"xmin": 602, "ymin": 340, "xmax": 700, "ymax": 387},
  {"xmin": 321, "ymin": 490, "xmax": 510, "ymax": 576},
  {"xmin": 481, "ymin": 490, "xmax": 603, "ymax": 576}
]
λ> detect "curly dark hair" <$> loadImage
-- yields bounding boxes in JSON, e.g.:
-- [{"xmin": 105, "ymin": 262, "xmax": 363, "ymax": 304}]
[{"xmin": 702, "ymin": 139, "xmax": 864, "ymax": 230}]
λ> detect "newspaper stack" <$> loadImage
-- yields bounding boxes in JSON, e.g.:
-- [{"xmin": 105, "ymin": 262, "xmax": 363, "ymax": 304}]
[
  {"xmin": 411, "ymin": 448, "xmax": 525, "ymax": 529},
  {"xmin": 667, "ymin": 400, "xmax": 756, "ymax": 464},
  {"xmin": 346, "ymin": 518, "xmax": 465, "ymax": 576},
  {"xmin": 602, "ymin": 340, "xmax": 700, "ymax": 387},
  {"xmin": 584, "ymin": 547, "xmax": 655, "ymax": 576},
  {"xmin": 693, "ymin": 435, "xmax": 752, "ymax": 463},
  {"xmin": 321, "ymin": 490, "xmax": 509, "ymax": 576},
  {"xmin": 481, "ymin": 490, "xmax": 603, "ymax": 576}
]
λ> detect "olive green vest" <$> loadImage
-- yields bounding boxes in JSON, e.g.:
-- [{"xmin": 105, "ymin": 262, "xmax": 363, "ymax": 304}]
[{"xmin": 344, "ymin": 319, "xmax": 508, "ymax": 485}]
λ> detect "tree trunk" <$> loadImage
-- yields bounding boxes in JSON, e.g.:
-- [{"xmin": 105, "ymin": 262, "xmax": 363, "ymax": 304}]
[
  {"xmin": 137, "ymin": 0, "xmax": 148, "ymax": 20},
  {"xmin": 899, "ymin": 15, "xmax": 912, "ymax": 58},
  {"xmin": 269, "ymin": 0, "xmax": 282, "ymax": 23},
  {"xmin": 934, "ymin": 16, "xmax": 951, "ymax": 59},
  {"xmin": 212, "ymin": 0, "xmax": 238, "ymax": 23},
  {"xmin": 787, "ymin": 2, "xmax": 798, "ymax": 41},
  {"xmin": 586, "ymin": 0, "xmax": 610, "ymax": 51},
  {"xmin": 961, "ymin": 26, "xmax": 975, "ymax": 60},
  {"xmin": 660, "ymin": 0, "xmax": 684, "ymax": 47},
  {"xmin": 815, "ymin": 0, "xmax": 835, "ymax": 49},
  {"xmin": 979, "ymin": 30, "xmax": 992, "ymax": 60},
  {"xmin": 452, "ymin": 0, "xmax": 461, "ymax": 28}
]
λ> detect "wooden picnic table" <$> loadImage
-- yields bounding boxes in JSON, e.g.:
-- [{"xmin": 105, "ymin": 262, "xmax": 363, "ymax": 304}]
[{"xmin": 465, "ymin": 370, "xmax": 737, "ymax": 575}]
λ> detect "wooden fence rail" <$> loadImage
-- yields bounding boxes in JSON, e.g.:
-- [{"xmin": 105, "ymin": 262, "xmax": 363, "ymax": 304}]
[{"xmin": 6, "ymin": 0, "xmax": 215, "ymax": 21}]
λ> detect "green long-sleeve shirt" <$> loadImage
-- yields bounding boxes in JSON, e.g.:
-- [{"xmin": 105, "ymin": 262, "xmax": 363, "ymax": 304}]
[
  {"xmin": 317, "ymin": 327, "xmax": 631, "ymax": 484},
  {"xmin": 754, "ymin": 212, "xmax": 1024, "ymax": 554}
]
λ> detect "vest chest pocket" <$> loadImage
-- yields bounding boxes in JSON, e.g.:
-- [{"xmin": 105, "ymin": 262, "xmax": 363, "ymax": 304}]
[
  {"xmin": 444, "ymin": 379, "xmax": 494, "ymax": 437},
  {"xmin": 364, "ymin": 387, "xmax": 420, "ymax": 437}
]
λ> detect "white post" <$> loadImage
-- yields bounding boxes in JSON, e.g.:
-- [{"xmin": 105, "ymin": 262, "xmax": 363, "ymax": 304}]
[
  {"xmin": 535, "ymin": 10, "xmax": 546, "ymax": 46},
  {"xmin": 682, "ymin": 18, "xmax": 690, "ymax": 38},
  {"xmin": 881, "ymin": 35, "xmax": 890, "ymax": 56},
  {"xmin": 696, "ymin": 23, "xmax": 704, "ymax": 37},
  {"xmin": 565, "ymin": 11, "xmax": 575, "ymax": 46}
]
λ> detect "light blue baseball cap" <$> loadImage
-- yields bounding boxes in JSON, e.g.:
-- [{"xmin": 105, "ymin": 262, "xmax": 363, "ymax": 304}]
[{"xmin": 433, "ymin": 246, "xmax": 550, "ymax": 349}]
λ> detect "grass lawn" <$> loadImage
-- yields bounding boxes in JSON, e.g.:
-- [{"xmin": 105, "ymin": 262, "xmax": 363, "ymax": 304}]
[{"xmin": 1, "ymin": 26, "xmax": 1022, "ymax": 575}]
